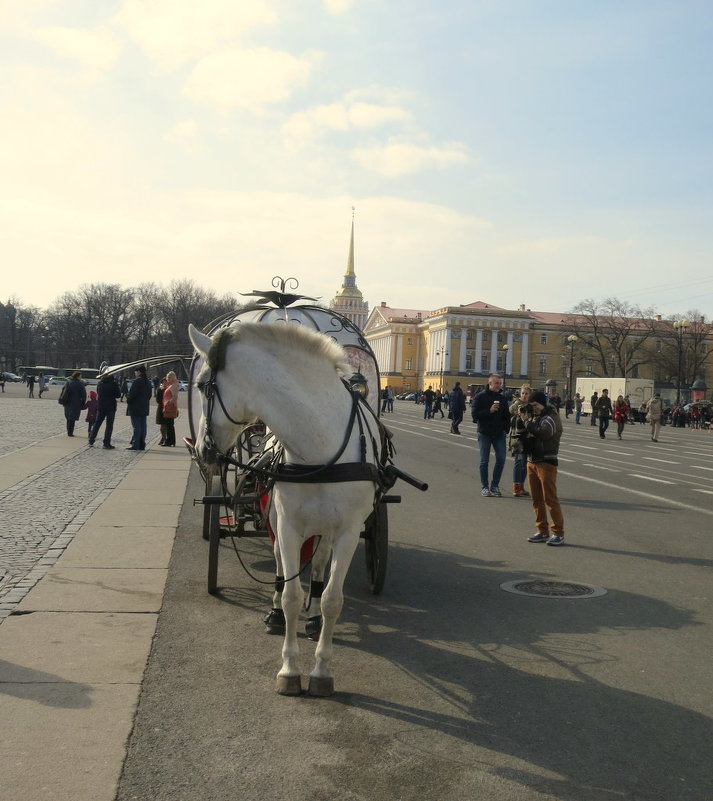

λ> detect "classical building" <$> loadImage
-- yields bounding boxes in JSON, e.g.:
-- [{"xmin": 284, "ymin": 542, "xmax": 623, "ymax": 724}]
[
  {"xmin": 363, "ymin": 300, "xmax": 712, "ymax": 401},
  {"xmin": 329, "ymin": 213, "xmax": 369, "ymax": 330}
]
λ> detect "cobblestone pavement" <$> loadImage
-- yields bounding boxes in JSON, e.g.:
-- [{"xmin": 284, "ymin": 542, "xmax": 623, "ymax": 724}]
[{"xmin": 0, "ymin": 391, "xmax": 157, "ymax": 620}]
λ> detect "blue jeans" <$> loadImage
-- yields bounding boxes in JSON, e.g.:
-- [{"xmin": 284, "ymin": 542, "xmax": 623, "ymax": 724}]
[
  {"xmin": 478, "ymin": 431, "xmax": 506, "ymax": 489},
  {"xmin": 513, "ymin": 451, "xmax": 527, "ymax": 484},
  {"xmin": 130, "ymin": 415, "xmax": 147, "ymax": 449},
  {"xmin": 575, "ymin": 408, "xmax": 581, "ymax": 424}
]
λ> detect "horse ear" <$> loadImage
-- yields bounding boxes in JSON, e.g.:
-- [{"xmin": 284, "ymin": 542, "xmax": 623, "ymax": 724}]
[{"xmin": 188, "ymin": 324, "xmax": 212, "ymax": 357}]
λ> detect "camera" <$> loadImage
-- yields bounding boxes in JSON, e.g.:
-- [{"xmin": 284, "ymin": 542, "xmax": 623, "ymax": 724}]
[{"xmin": 520, "ymin": 403, "xmax": 534, "ymax": 416}]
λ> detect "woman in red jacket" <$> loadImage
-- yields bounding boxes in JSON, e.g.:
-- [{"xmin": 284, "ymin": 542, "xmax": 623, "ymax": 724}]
[{"xmin": 613, "ymin": 395, "xmax": 630, "ymax": 440}]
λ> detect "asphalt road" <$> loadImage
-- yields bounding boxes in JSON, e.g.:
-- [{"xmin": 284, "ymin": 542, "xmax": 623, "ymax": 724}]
[{"xmin": 116, "ymin": 402, "xmax": 713, "ymax": 801}]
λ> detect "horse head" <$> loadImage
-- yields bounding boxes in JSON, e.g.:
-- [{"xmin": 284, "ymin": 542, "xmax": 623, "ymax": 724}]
[{"xmin": 188, "ymin": 323, "xmax": 253, "ymax": 465}]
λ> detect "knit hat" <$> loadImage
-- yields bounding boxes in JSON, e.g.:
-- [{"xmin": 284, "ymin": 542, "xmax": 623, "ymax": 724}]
[
  {"xmin": 135, "ymin": 365, "xmax": 146, "ymax": 374},
  {"xmin": 530, "ymin": 391, "xmax": 548, "ymax": 406}
]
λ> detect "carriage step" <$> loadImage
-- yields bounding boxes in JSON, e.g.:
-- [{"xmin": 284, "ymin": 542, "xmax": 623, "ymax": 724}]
[{"xmin": 232, "ymin": 495, "xmax": 263, "ymax": 505}]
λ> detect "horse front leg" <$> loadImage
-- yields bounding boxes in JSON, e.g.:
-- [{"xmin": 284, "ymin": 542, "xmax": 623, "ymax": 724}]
[
  {"xmin": 264, "ymin": 537, "xmax": 286, "ymax": 635},
  {"xmin": 304, "ymin": 539, "xmax": 330, "ymax": 641},
  {"xmin": 275, "ymin": 527, "xmax": 303, "ymax": 696},
  {"xmin": 308, "ymin": 530, "xmax": 360, "ymax": 697}
]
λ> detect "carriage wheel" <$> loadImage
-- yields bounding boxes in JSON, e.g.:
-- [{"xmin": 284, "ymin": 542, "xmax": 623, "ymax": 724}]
[
  {"xmin": 207, "ymin": 475, "xmax": 222, "ymax": 594},
  {"xmin": 364, "ymin": 502, "xmax": 388, "ymax": 595}
]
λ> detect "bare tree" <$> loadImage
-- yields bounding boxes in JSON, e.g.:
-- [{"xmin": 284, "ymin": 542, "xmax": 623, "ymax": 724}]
[
  {"xmin": 155, "ymin": 280, "xmax": 238, "ymax": 352},
  {"xmin": 654, "ymin": 312, "xmax": 712, "ymax": 388},
  {"xmin": 565, "ymin": 298, "xmax": 659, "ymax": 377}
]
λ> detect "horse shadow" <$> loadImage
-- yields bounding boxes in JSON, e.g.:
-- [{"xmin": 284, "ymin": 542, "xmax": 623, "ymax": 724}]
[
  {"xmin": 0, "ymin": 659, "xmax": 93, "ymax": 708},
  {"xmin": 327, "ymin": 542, "xmax": 713, "ymax": 801}
]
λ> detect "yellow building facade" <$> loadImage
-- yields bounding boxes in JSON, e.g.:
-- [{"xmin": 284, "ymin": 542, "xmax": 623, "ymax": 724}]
[{"xmin": 363, "ymin": 301, "xmax": 712, "ymax": 399}]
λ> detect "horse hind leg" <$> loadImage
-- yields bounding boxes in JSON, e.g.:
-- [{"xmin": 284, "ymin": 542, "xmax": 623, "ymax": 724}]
[{"xmin": 308, "ymin": 531, "xmax": 359, "ymax": 697}]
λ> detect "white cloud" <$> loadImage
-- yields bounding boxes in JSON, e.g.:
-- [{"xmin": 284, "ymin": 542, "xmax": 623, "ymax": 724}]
[
  {"xmin": 32, "ymin": 26, "xmax": 122, "ymax": 72},
  {"xmin": 351, "ymin": 139, "xmax": 469, "ymax": 177},
  {"xmin": 164, "ymin": 119, "xmax": 199, "ymax": 151},
  {"xmin": 112, "ymin": 0, "xmax": 277, "ymax": 71},
  {"xmin": 283, "ymin": 99, "xmax": 411, "ymax": 141},
  {"xmin": 322, "ymin": 0, "xmax": 353, "ymax": 13},
  {"xmin": 182, "ymin": 47, "xmax": 317, "ymax": 113}
]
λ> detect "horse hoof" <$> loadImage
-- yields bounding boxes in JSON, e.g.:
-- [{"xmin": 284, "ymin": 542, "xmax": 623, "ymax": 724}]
[
  {"xmin": 276, "ymin": 675, "xmax": 302, "ymax": 696},
  {"xmin": 264, "ymin": 608, "xmax": 286, "ymax": 635},
  {"xmin": 305, "ymin": 615, "xmax": 322, "ymax": 641},
  {"xmin": 307, "ymin": 676, "xmax": 334, "ymax": 697}
]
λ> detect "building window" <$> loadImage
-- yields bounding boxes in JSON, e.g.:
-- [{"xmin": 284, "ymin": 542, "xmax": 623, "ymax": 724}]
[
  {"xmin": 481, "ymin": 351, "xmax": 489, "ymax": 371},
  {"xmin": 497, "ymin": 332, "xmax": 504, "ymax": 344},
  {"xmin": 630, "ymin": 363, "xmax": 639, "ymax": 378},
  {"xmin": 465, "ymin": 354, "xmax": 472, "ymax": 370},
  {"xmin": 466, "ymin": 330, "xmax": 474, "ymax": 341},
  {"xmin": 407, "ymin": 337, "xmax": 413, "ymax": 345},
  {"xmin": 405, "ymin": 358, "xmax": 412, "ymax": 370},
  {"xmin": 539, "ymin": 357, "xmax": 547, "ymax": 376},
  {"xmin": 482, "ymin": 331, "xmax": 489, "ymax": 343},
  {"xmin": 540, "ymin": 334, "xmax": 548, "ymax": 345},
  {"xmin": 585, "ymin": 361, "xmax": 594, "ymax": 376}
]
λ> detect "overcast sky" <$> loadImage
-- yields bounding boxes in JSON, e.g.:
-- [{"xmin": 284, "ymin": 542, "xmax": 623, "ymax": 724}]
[{"xmin": 3, "ymin": 0, "xmax": 712, "ymax": 316}]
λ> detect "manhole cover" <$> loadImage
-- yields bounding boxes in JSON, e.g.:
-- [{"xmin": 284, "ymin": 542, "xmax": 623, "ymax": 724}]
[{"xmin": 501, "ymin": 580, "xmax": 607, "ymax": 599}]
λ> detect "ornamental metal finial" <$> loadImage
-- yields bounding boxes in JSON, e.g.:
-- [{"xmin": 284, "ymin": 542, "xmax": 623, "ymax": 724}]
[{"xmin": 240, "ymin": 275, "xmax": 320, "ymax": 309}]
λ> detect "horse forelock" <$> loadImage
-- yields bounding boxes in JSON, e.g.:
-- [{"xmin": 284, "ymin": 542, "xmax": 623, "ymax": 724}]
[{"xmin": 222, "ymin": 323, "xmax": 351, "ymax": 377}]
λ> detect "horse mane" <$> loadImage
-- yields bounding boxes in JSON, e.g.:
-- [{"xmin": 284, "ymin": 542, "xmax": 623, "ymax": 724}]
[{"xmin": 221, "ymin": 323, "xmax": 352, "ymax": 377}]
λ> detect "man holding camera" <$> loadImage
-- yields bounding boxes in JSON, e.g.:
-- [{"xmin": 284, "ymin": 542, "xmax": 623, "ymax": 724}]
[
  {"xmin": 520, "ymin": 391, "xmax": 565, "ymax": 546},
  {"xmin": 472, "ymin": 373, "xmax": 511, "ymax": 497}
]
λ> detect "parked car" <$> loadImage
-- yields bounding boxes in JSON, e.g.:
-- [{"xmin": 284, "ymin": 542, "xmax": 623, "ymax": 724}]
[
  {"xmin": 48, "ymin": 377, "xmax": 67, "ymax": 385},
  {"xmin": 2, "ymin": 372, "xmax": 22, "ymax": 382},
  {"xmin": 178, "ymin": 381, "xmax": 189, "ymax": 391}
]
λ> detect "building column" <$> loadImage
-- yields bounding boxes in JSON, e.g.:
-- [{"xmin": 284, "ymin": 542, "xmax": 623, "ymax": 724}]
[
  {"xmin": 458, "ymin": 330, "xmax": 467, "ymax": 373},
  {"xmin": 519, "ymin": 332, "xmax": 529, "ymax": 377},
  {"xmin": 475, "ymin": 329, "xmax": 483, "ymax": 373},
  {"xmin": 489, "ymin": 330, "xmax": 499, "ymax": 373},
  {"xmin": 443, "ymin": 328, "xmax": 452, "ymax": 372},
  {"xmin": 506, "ymin": 331, "xmax": 514, "ymax": 375}
]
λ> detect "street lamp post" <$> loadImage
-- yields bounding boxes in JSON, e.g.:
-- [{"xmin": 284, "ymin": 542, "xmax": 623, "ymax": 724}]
[
  {"xmin": 436, "ymin": 348, "xmax": 448, "ymax": 392},
  {"xmin": 566, "ymin": 335, "xmax": 578, "ymax": 402},
  {"xmin": 502, "ymin": 343, "xmax": 509, "ymax": 378},
  {"xmin": 673, "ymin": 320, "xmax": 690, "ymax": 405}
]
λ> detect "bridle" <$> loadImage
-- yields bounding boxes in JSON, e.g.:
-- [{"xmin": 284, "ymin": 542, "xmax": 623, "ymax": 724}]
[{"xmin": 195, "ymin": 327, "xmax": 393, "ymax": 485}]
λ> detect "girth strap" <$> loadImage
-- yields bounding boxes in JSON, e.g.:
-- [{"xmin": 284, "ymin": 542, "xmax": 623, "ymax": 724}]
[{"xmin": 275, "ymin": 462, "xmax": 381, "ymax": 484}]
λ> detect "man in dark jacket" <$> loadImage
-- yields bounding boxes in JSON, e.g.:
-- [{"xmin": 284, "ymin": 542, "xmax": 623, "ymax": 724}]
[
  {"xmin": 594, "ymin": 388, "xmax": 613, "ymax": 439},
  {"xmin": 126, "ymin": 365, "xmax": 152, "ymax": 450},
  {"xmin": 472, "ymin": 373, "xmax": 511, "ymax": 497},
  {"xmin": 62, "ymin": 372, "xmax": 87, "ymax": 437},
  {"xmin": 90, "ymin": 373, "xmax": 121, "ymax": 449},
  {"xmin": 449, "ymin": 381, "xmax": 466, "ymax": 435},
  {"xmin": 521, "ymin": 391, "xmax": 565, "ymax": 545}
]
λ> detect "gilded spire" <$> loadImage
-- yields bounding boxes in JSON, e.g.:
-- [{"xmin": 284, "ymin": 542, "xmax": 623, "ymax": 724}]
[
  {"xmin": 346, "ymin": 206, "xmax": 355, "ymax": 277},
  {"xmin": 330, "ymin": 207, "xmax": 369, "ymax": 330}
]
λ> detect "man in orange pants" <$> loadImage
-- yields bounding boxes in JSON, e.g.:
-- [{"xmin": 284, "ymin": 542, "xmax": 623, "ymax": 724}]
[{"xmin": 519, "ymin": 391, "xmax": 565, "ymax": 546}]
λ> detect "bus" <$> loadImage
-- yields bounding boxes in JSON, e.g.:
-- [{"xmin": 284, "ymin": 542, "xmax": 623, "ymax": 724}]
[
  {"xmin": 17, "ymin": 365, "xmax": 59, "ymax": 379},
  {"xmin": 61, "ymin": 367, "xmax": 101, "ymax": 385},
  {"xmin": 18, "ymin": 366, "xmax": 101, "ymax": 385}
]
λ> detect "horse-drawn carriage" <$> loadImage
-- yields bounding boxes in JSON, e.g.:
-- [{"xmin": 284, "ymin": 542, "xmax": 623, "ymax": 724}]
[{"xmin": 103, "ymin": 277, "xmax": 426, "ymax": 695}]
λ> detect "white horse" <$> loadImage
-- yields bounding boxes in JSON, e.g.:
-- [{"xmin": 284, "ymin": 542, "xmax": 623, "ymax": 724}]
[{"xmin": 188, "ymin": 321, "xmax": 380, "ymax": 696}]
